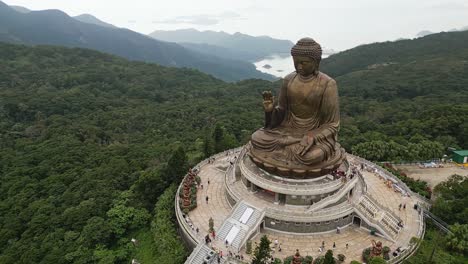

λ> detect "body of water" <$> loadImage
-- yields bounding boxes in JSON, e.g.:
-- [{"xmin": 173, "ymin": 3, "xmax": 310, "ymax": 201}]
[
  {"xmin": 254, "ymin": 54, "xmax": 294, "ymax": 78},
  {"xmin": 254, "ymin": 54, "xmax": 330, "ymax": 78}
]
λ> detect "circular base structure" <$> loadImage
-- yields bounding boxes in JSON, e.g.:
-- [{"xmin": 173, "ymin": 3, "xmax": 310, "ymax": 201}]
[{"xmin": 177, "ymin": 146, "xmax": 426, "ymax": 263}]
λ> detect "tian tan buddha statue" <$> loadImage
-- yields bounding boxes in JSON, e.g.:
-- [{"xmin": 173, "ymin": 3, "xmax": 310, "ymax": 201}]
[{"xmin": 249, "ymin": 37, "xmax": 345, "ymax": 177}]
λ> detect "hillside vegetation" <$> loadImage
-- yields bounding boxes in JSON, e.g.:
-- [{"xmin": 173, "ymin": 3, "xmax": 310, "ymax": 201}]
[{"xmin": 0, "ymin": 30, "xmax": 467, "ymax": 263}]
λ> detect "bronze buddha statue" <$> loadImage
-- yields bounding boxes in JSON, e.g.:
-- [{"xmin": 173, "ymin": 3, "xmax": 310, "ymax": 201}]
[{"xmin": 249, "ymin": 38, "xmax": 345, "ymax": 177}]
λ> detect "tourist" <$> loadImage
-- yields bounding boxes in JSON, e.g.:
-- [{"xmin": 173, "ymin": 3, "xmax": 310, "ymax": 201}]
[
  {"xmin": 225, "ymin": 240, "xmax": 229, "ymax": 247},
  {"xmin": 333, "ymin": 242, "xmax": 336, "ymax": 248},
  {"xmin": 346, "ymin": 243, "xmax": 349, "ymax": 249},
  {"xmin": 399, "ymin": 203, "xmax": 402, "ymax": 210},
  {"xmin": 200, "ymin": 183, "xmax": 203, "ymax": 189},
  {"xmin": 403, "ymin": 204, "xmax": 406, "ymax": 210},
  {"xmin": 206, "ymin": 196, "xmax": 209, "ymax": 204},
  {"xmin": 208, "ymin": 179, "xmax": 210, "ymax": 185},
  {"xmin": 322, "ymin": 241, "xmax": 325, "ymax": 248},
  {"xmin": 336, "ymin": 227, "xmax": 340, "ymax": 234},
  {"xmin": 196, "ymin": 227, "xmax": 199, "ymax": 233},
  {"xmin": 278, "ymin": 244, "xmax": 282, "ymax": 252},
  {"xmin": 274, "ymin": 239, "xmax": 279, "ymax": 247}
]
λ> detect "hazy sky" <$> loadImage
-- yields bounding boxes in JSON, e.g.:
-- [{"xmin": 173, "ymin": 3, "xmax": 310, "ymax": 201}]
[{"xmin": 4, "ymin": 0, "xmax": 468, "ymax": 51}]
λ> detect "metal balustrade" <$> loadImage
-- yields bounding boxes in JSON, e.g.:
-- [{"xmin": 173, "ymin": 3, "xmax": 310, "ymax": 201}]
[
  {"xmin": 307, "ymin": 175, "xmax": 359, "ymax": 212},
  {"xmin": 348, "ymin": 154, "xmax": 431, "ymax": 206}
]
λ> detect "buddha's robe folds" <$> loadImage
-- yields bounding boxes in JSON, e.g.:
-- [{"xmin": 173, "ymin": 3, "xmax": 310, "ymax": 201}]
[{"xmin": 250, "ymin": 72, "xmax": 345, "ymax": 176}]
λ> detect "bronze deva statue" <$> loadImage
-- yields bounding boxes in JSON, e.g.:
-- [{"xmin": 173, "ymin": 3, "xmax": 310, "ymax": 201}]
[{"xmin": 249, "ymin": 37, "xmax": 345, "ymax": 177}]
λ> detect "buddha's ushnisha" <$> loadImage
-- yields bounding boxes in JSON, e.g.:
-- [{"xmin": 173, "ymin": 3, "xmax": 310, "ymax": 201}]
[{"xmin": 249, "ymin": 38, "xmax": 345, "ymax": 177}]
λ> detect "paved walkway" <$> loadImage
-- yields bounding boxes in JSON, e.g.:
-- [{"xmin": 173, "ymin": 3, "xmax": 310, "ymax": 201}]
[
  {"xmin": 362, "ymin": 170, "xmax": 421, "ymax": 250},
  {"xmin": 248, "ymin": 227, "xmax": 383, "ymax": 262},
  {"xmin": 188, "ymin": 156, "xmax": 233, "ymax": 238},
  {"xmin": 186, "ymin": 153, "xmax": 422, "ymax": 264}
]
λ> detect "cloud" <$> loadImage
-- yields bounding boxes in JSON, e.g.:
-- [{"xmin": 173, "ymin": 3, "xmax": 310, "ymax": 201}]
[
  {"xmin": 153, "ymin": 11, "xmax": 242, "ymax": 26},
  {"xmin": 428, "ymin": 2, "xmax": 468, "ymax": 10}
]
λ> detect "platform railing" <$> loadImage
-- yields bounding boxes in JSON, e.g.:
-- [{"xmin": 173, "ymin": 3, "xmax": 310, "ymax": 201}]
[
  {"xmin": 387, "ymin": 208, "xmax": 426, "ymax": 263},
  {"xmin": 175, "ymin": 147, "xmax": 243, "ymax": 248},
  {"xmin": 239, "ymin": 157, "xmax": 344, "ymax": 195}
]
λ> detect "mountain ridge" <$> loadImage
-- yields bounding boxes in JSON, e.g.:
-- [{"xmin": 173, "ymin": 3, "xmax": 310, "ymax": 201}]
[
  {"xmin": 73, "ymin": 14, "xmax": 117, "ymax": 28},
  {"xmin": 149, "ymin": 28, "xmax": 295, "ymax": 61},
  {"xmin": 0, "ymin": 1, "xmax": 274, "ymax": 82}
]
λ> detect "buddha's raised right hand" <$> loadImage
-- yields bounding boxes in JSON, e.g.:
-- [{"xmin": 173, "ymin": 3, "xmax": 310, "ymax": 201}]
[{"xmin": 262, "ymin": 91, "xmax": 274, "ymax": 112}]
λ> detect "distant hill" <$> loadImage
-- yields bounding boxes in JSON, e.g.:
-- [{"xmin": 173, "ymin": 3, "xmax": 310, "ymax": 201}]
[
  {"xmin": 9, "ymin": 5, "xmax": 30, "ymax": 13},
  {"xmin": 149, "ymin": 28, "xmax": 294, "ymax": 61},
  {"xmin": 73, "ymin": 14, "xmax": 117, "ymax": 28},
  {"xmin": 416, "ymin": 30, "xmax": 434, "ymax": 38},
  {"xmin": 0, "ymin": 1, "xmax": 273, "ymax": 82},
  {"xmin": 321, "ymin": 30, "xmax": 468, "ymax": 80}
]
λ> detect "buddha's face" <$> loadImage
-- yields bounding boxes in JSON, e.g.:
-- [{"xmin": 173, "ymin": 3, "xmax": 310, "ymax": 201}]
[{"xmin": 293, "ymin": 56, "xmax": 318, "ymax": 77}]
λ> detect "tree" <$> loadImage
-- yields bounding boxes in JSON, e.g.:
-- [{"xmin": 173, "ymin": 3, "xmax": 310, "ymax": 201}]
[
  {"xmin": 202, "ymin": 136, "xmax": 214, "ymax": 158},
  {"xmin": 208, "ymin": 217, "xmax": 214, "ymax": 233},
  {"xmin": 324, "ymin": 250, "xmax": 335, "ymax": 264},
  {"xmin": 163, "ymin": 146, "xmax": 189, "ymax": 184},
  {"xmin": 252, "ymin": 235, "xmax": 272, "ymax": 264},
  {"xmin": 369, "ymin": 257, "xmax": 386, "ymax": 264},
  {"xmin": 213, "ymin": 124, "xmax": 224, "ymax": 153},
  {"xmin": 446, "ymin": 224, "xmax": 468, "ymax": 255},
  {"xmin": 431, "ymin": 175, "xmax": 468, "ymax": 225},
  {"xmin": 246, "ymin": 240, "xmax": 253, "ymax": 254}
]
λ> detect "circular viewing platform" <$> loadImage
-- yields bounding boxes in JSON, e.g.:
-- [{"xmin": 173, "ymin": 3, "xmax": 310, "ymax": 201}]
[{"xmin": 177, "ymin": 146, "xmax": 426, "ymax": 264}]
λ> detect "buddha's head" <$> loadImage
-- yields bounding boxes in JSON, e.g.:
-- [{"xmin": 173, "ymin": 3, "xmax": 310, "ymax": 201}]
[{"xmin": 291, "ymin": 38, "xmax": 322, "ymax": 77}]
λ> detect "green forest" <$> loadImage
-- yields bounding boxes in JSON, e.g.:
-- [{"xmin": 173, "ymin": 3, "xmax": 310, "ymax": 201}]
[{"xmin": 0, "ymin": 29, "xmax": 467, "ymax": 263}]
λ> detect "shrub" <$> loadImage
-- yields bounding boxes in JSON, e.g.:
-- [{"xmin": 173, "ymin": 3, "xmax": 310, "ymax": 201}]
[
  {"xmin": 313, "ymin": 256, "xmax": 324, "ymax": 264},
  {"xmin": 382, "ymin": 246, "xmax": 390, "ymax": 260},
  {"xmin": 324, "ymin": 250, "xmax": 335, "ymax": 264},
  {"xmin": 273, "ymin": 258, "xmax": 282, "ymax": 264},
  {"xmin": 337, "ymin": 254, "xmax": 345, "ymax": 262},
  {"xmin": 208, "ymin": 217, "xmax": 214, "ymax": 233},
  {"xmin": 303, "ymin": 255, "xmax": 313, "ymax": 264},
  {"xmin": 409, "ymin": 236, "xmax": 420, "ymax": 245},
  {"xmin": 369, "ymin": 256, "xmax": 386, "ymax": 264},
  {"xmin": 246, "ymin": 240, "xmax": 252, "ymax": 254},
  {"xmin": 362, "ymin": 248, "xmax": 371, "ymax": 263},
  {"xmin": 283, "ymin": 256, "xmax": 293, "ymax": 264},
  {"xmin": 382, "ymin": 246, "xmax": 390, "ymax": 254},
  {"xmin": 350, "ymin": 261, "xmax": 362, "ymax": 264}
]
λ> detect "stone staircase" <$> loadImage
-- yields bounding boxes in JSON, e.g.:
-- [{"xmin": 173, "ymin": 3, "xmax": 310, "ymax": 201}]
[
  {"xmin": 216, "ymin": 201, "xmax": 264, "ymax": 251},
  {"xmin": 354, "ymin": 195, "xmax": 402, "ymax": 241},
  {"xmin": 217, "ymin": 221, "xmax": 235, "ymax": 242},
  {"xmin": 184, "ymin": 243, "xmax": 217, "ymax": 264},
  {"xmin": 307, "ymin": 175, "xmax": 359, "ymax": 212}
]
